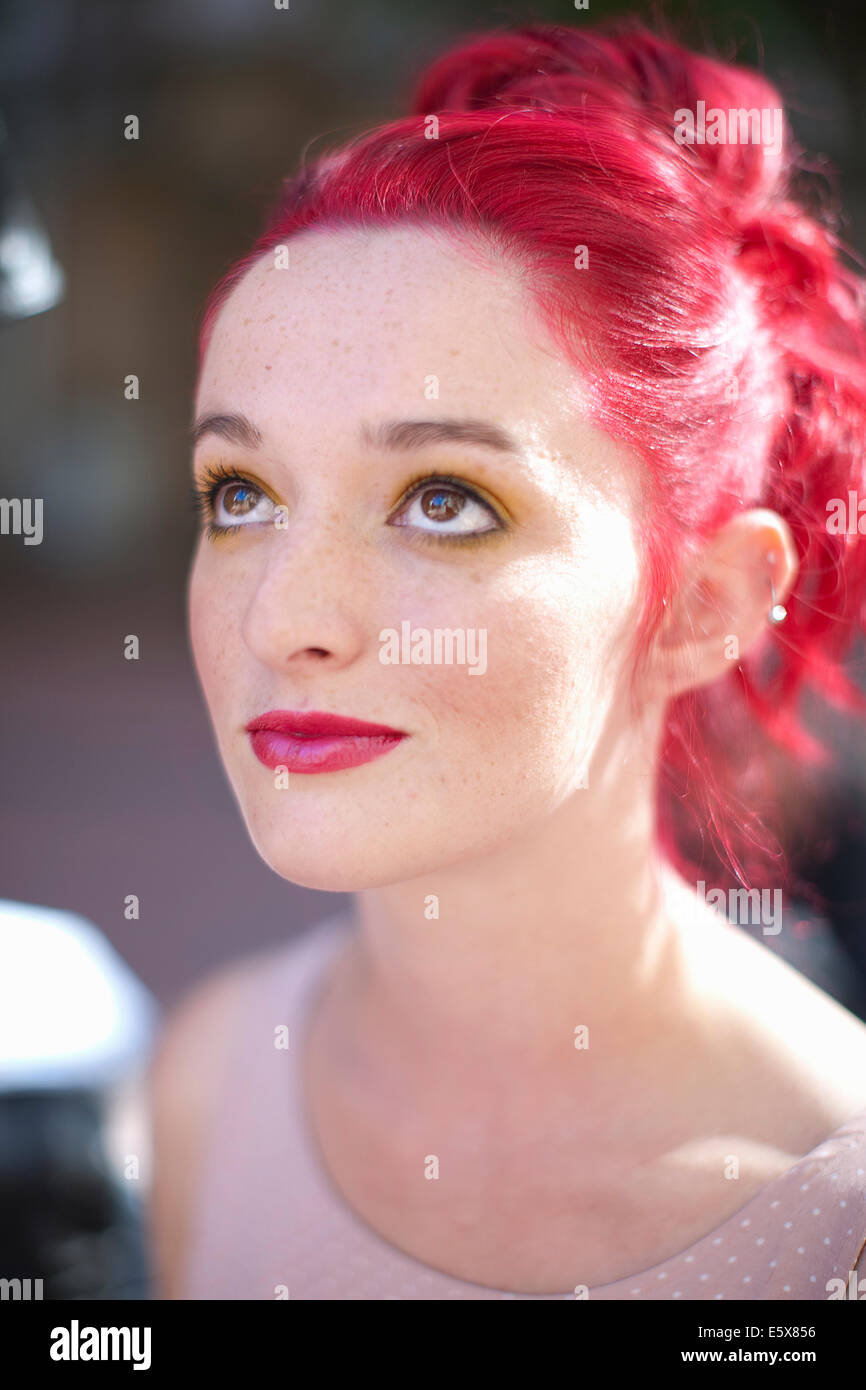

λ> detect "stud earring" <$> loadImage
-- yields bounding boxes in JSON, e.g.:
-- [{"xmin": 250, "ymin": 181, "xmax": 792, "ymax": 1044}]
[{"xmin": 766, "ymin": 553, "xmax": 787, "ymax": 624}]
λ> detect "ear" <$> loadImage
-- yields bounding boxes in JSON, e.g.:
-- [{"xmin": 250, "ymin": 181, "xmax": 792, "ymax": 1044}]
[{"xmin": 639, "ymin": 508, "xmax": 799, "ymax": 703}]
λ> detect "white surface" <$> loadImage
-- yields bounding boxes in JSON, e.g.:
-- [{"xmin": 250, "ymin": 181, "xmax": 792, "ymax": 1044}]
[{"xmin": 0, "ymin": 899, "xmax": 159, "ymax": 1090}]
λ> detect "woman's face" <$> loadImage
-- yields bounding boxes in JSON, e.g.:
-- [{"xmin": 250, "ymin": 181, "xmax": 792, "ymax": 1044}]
[{"xmin": 188, "ymin": 224, "xmax": 645, "ymax": 890}]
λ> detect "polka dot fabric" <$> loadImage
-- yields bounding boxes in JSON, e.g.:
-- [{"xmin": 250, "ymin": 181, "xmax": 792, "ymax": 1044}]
[{"xmin": 180, "ymin": 916, "xmax": 866, "ymax": 1300}]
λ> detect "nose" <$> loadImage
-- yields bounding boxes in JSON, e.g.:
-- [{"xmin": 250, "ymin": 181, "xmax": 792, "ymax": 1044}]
[{"xmin": 240, "ymin": 516, "xmax": 369, "ymax": 674}]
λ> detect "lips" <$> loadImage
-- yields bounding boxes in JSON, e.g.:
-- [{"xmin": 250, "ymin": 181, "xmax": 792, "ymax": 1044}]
[{"xmin": 245, "ymin": 709, "xmax": 408, "ymax": 774}]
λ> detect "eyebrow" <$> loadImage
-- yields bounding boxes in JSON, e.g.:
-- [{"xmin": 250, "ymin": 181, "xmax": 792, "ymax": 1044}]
[
  {"xmin": 190, "ymin": 412, "xmax": 524, "ymax": 459},
  {"xmin": 361, "ymin": 418, "xmax": 524, "ymax": 458},
  {"xmin": 190, "ymin": 412, "xmax": 263, "ymax": 451}
]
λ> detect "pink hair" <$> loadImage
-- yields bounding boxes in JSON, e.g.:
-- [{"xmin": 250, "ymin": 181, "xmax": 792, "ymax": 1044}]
[{"xmin": 196, "ymin": 20, "xmax": 866, "ymax": 893}]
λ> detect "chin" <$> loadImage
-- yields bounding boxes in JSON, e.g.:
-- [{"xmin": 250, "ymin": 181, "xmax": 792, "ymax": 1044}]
[
  {"xmin": 257, "ymin": 851, "xmax": 405, "ymax": 894},
  {"xmin": 243, "ymin": 818, "xmax": 407, "ymax": 893}
]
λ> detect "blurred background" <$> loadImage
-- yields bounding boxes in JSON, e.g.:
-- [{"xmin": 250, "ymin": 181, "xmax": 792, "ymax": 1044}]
[{"xmin": 1, "ymin": 0, "xmax": 865, "ymax": 1297}]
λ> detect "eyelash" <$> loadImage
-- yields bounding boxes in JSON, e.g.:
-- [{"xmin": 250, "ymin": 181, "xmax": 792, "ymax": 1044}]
[
  {"xmin": 190, "ymin": 463, "xmax": 506, "ymax": 544},
  {"xmin": 190, "ymin": 462, "xmax": 259, "ymax": 538}
]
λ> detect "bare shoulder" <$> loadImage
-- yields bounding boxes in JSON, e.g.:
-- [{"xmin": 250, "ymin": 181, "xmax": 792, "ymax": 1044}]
[
  {"xmin": 145, "ymin": 949, "xmax": 268, "ymax": 1299},
  {"xmin": 148, "ymin": 948, "xmax": 265, "ymax": 1134},
  {"xmin": 145, "ymin": 912, "xmax": 353, "ymax": 1298},
  {"xmin": 707, "ymin": 919, "xmax": 866, "ymax": 1125}
]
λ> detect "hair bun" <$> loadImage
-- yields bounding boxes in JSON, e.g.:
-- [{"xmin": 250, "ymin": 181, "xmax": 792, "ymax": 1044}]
[
  {"xmin": 411, "ymin": 22, "xmax": 792, "ymax": 223},
  {"xmin": 410, "ymin": 26, "xmax": 593, "ymax": 114},
  {"xmin": 201, "ymin": 17, "xmax": 866, "ymax": 892}
]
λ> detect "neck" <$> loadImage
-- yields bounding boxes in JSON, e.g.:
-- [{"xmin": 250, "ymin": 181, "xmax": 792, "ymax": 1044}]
[{"xmin": 343, "ymin": 720, "xmax": 713, "ymax": 1082}]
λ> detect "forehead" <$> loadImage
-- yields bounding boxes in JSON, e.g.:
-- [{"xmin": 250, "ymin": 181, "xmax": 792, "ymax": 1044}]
[
  {"xmin": 195, "ymin": 223, "xmax": 642, "ymax": 511},
  {"xmin": 197, "ymin": 225, "xmax": 581, "ymax": 441}
]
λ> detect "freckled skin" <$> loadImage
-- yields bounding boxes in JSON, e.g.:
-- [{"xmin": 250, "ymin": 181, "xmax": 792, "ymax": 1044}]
[
  {"xmin": 189, "ymin": 224, "xmax": 644, "ymax": 893},
  {"xmin": 186, "ymin": 223, "xmax": 866, "ymax": 1293}
]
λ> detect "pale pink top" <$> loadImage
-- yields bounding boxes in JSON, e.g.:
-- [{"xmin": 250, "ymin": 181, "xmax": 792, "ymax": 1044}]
[{"xmin": 180, "ymin": 914, "xmax": 866, "ymax": 1300}]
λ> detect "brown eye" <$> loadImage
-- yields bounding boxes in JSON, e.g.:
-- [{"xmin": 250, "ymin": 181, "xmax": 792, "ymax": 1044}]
[
  {"xmin": 419, "ymin": 486, "xmax": 465, "ymax": 522},
  {"xmin": 221, "ymin": 482, "xmax": 260, "ymax": 515},
  {"xmin": 212, "ymin": 480, "xmax": 275, "ymax": 528},
  {"xmin": 391, "ymin": 477, "xmax": 501, "ymax": 537}
]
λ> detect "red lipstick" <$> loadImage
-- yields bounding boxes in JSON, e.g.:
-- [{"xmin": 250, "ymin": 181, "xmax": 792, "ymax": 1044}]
[{"xmin": 245, "ymin": 709, "xmax": 408, "ymax": 774}]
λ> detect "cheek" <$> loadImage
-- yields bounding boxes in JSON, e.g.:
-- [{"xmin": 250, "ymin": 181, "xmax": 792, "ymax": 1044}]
[
  {"xmin": 188, "ymin": 548, "xmax": 245, "ymax": 713},
  {"xmin": 395, "ymin": 559, "xmax": 614, "ymax": 762},
  {"xmin": 470, "ymin": 552, "xmax": 633, "ymax": 762}
]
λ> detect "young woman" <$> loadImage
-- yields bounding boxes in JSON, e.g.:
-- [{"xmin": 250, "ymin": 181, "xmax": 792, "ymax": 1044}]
[{"xmin": 148, "ymin": 20, "xmax": 866, "ymax": 1300}]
